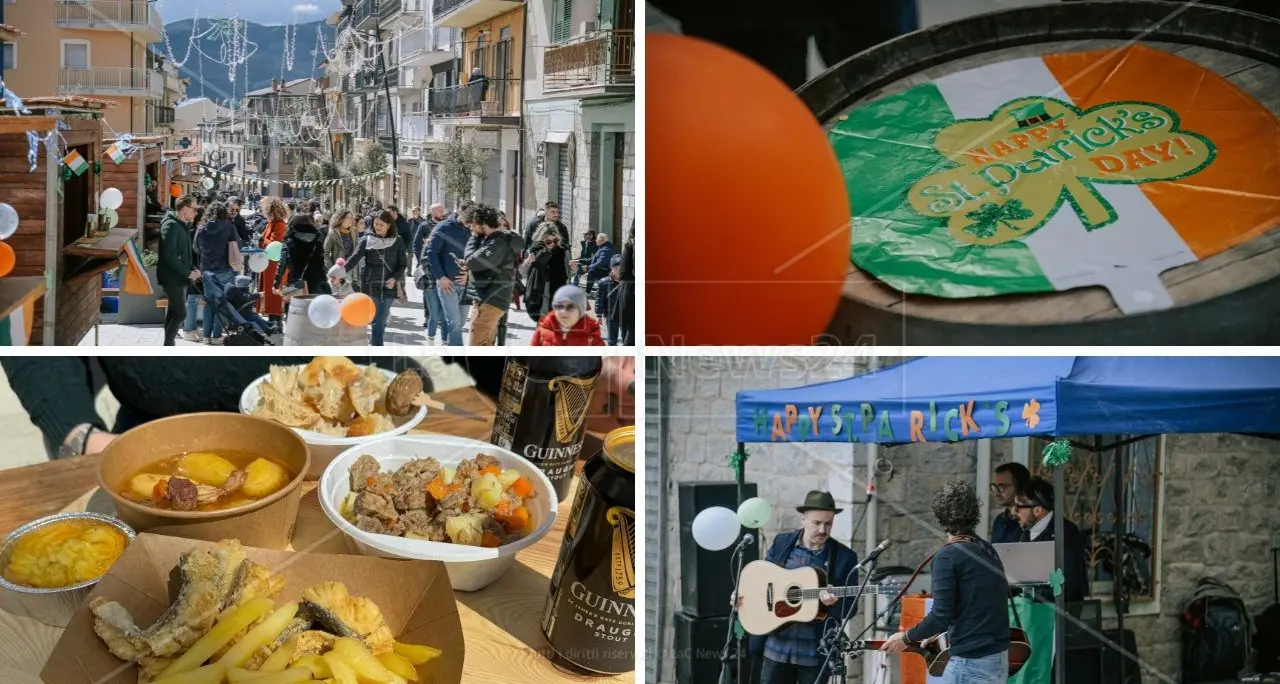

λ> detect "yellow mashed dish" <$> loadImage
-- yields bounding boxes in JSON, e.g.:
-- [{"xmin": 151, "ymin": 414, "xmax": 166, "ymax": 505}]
[{"xmin": 3, "ymin": 519, "xmax": 128, "ymax": 589}]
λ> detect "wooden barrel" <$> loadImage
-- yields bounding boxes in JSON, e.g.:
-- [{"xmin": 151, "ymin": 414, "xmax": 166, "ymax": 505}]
[
  {"xmin": 283, "ymin": 296, "xmax": 367, "ymax": 346},
  {"xmin": 800, "ymin": 1, "xmax": 1280, "ymax": 344}
]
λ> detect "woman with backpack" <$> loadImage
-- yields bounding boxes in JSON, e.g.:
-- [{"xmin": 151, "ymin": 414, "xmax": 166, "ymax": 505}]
[{"xmin": 340, "ymin": 210, "xmax": 409, "ymax": 346}]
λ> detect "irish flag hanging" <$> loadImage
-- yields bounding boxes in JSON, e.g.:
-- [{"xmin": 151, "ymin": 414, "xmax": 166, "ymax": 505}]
[
  {"xmin": 832, "ymin": 45, "xmax": 1280, "ymax": 313},
  {"xmin": 63, "ymin": 150, "xmax": 89, "ymax": 177}
]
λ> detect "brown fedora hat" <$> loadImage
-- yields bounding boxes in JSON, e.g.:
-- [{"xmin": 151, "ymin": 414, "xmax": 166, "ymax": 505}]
[{"xmin": 796, "ymin": 490, "xmax": 843, "ymax": 514}]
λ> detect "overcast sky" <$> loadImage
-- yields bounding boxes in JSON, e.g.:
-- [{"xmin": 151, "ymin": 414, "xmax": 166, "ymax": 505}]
[{"xmin": 155, "ymin": 0, "xmax": 343, "ymax": 25}]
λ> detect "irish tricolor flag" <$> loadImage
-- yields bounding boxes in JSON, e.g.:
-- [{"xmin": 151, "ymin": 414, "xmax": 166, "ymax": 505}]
[
  {"xmin": 63, "ymin": 150, "xmax": 89, "ymax": 177},
  {"xmin": 0, "ymin": 298, "xmax": 34, "ymax": 346},
  {"xmin": 832, "ymin": 45, "xmax": 1280, "ymax": 313}
]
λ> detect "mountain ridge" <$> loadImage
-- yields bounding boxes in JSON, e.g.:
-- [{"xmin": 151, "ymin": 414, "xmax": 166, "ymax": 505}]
[{"xmin": 161, "ymin": 18, "xmax": 337, "ymax": 103}]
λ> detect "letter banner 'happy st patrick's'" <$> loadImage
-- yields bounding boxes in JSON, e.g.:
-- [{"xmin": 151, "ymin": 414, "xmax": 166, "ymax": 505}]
[{"xmin": 832, "ymin": 45, "xmax": 1280, "ymax": 313}]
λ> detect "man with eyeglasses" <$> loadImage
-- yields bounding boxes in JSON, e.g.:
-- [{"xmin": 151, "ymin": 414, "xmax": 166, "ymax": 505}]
[
  {"xmin": 990, "ymin": 462, "xmax": 1031, "ymax": 544},
  {"xmin": 1013, "ymin": 477, "xmax": 1090, "ymax": 604}
]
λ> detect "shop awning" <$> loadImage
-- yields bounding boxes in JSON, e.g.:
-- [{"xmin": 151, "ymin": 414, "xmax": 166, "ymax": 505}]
[{"xmin": 735, "ymin": 357, "xmax": 1280, "ymax": 444}]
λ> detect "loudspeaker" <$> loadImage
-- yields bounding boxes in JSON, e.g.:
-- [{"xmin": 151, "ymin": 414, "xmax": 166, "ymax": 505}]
[
  {"xmin": 678, "ymin": 481, "xmax": 760, "ymax": 617},
  {"xmin": 674, "ymin": 612, "xmax": 760, "ymax": 684},
  {"xmin": 1066, "ymin": 628, "xmax": 1140, "ymax": 684}
]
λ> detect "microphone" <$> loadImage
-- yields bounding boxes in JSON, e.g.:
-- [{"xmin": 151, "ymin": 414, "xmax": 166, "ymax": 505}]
[{"xmin": 854, "ymin": 539, "xmax": 892, "ymax": 571}]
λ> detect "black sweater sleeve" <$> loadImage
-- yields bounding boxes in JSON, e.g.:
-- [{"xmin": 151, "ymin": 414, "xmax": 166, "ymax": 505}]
[
  {"xmin": 1, "ymin": 358, "xmax": 104, "ymax": 457},
  {"xmin": 907, "ymin": 548, "xmax": 958, "ymax": 642}
]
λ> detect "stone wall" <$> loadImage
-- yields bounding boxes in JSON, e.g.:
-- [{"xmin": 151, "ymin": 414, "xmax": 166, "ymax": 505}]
[
  {"xmin": 622, "ymin": 131, "xmax": 635, "ymax": 234},
  {"xmin": 655, "ymin": 357, "xmax": 1280, "ymax": 684}
]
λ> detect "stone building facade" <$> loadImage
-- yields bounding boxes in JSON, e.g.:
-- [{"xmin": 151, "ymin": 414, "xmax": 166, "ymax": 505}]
[{"xmin": 646, "ymin": 356, "xmax": 1280, "ymax": 684}]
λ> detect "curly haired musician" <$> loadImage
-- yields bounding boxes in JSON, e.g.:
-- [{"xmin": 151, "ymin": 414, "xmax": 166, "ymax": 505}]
[
  {"xmin": 741, "ymin": 490, "xmax": 859, "ymax": 684},
  {"xmin": 882, "ymin": 481, "xmax": 1011, "ymax": 683}
]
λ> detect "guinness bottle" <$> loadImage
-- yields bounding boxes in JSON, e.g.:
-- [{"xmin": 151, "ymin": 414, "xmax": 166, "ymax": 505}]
[
  {"xmin": 490, "ymin": 356, "xmax": 602, "ymax": 501},
  {"xmin": 541, "ymin": 426, "xmax": 635, "ymax": 674}
]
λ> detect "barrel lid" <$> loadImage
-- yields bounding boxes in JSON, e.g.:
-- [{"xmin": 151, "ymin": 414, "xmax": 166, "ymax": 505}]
[{"xmin": 603, "ymin": 426, "xmax": 635, "ymax": 473}]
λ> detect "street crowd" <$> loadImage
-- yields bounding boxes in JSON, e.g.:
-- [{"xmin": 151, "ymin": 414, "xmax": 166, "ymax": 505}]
[{"xmin": 156, "ymin": 192, "xmax": 636, "ymax": 347}]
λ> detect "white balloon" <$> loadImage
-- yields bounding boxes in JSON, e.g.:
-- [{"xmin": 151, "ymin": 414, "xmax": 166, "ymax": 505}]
[
  {"xmin": 101, "ymin": 207, "xmax": 118, "ymax": 229},
  {"xmin": 0, "ymin": 203, "xmax": 18, "ymax": 240},
  {"xmin": 100, "ymin": 187, "xmax": 124, "ymax": 211},
  {"xmin": 692, "ymin": 506, "xmax": 742, "ymax": 551},
  {"xmin": 248, "ymin": 252, "xmax": 270, "ymax": 273},
  {"xmin": 307, "ymin": 295, "xmax": 342, "ymax": 329}
]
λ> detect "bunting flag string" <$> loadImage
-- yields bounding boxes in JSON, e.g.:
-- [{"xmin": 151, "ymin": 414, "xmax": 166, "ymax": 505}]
[{"xmin": 189, "ymin": 161, "xmax": 392, "ymax": 190}]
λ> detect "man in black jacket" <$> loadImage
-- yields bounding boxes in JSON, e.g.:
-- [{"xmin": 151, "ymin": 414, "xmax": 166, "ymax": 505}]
[
  {"xmin": 227, "ymin": 196, "xmax": 252, "ymax": 246},
  {"xmin": 523, "ymin": 200, "xmax": 569, "ymax": 245},
  {"xmin": 1014, "ymin": 477, "xmax": 1090, "ymax": 604}
]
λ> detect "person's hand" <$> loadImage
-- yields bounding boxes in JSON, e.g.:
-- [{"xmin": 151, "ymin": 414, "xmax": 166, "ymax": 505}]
[
  {"xmin": 880, "ymin": 632, "xmax": 909, "ymax": 654},
  {"xmin": 189, "ymin": 269, "xmax": 200, "ymax": 280},
  {"xmin": 85, "ymin": 431, "xmax": 119, "ymax": 456},
  {"xmin": 438, "ymin": 276, "xmax": 455, "ymax": 295},
  {"xmin": 819, "ymin": 589, "xmax": 838, "ymax": 607},
  {"xmin": 523, "ymin": 254, "xmax": 536, "ymax": 266},
  {"xmin": 455, "ymin": 271, "xmax": 468, "ymax": 287},
  {"xmin": 730, "ymin": 591, "xmax": 743, "ymax": 610},
  {"xmin": 272, "ymin": 288, "xmax": 283, "ymax": 298},
  {"xmin": 587, "ymin": 356, "xmax": 635, "ymax": 435},
  {"xmin": 384, "ymin": 278, "xmax": 396, "ymax": 289}
]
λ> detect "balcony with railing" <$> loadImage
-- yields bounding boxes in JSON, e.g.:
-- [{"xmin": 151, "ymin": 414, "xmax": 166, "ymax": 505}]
[
  {"xmin": 428, "ymin": 78, "xmax": 520, "ymax": 123},
  {"xmin": 379, "ymin": 0, "xmax": 423, "ymax": 23},
  {"xmin": 399, "ymin": 26, "xmax": 459, "ymax": 67},
  {"xmin": 56, "ymin": 0, "xmax": 164, "ymax": 40},
  {"xmin": 59, "ymin": 67, "xmax": 160, "ymax": 99},
  {"xmin": 400, "ymin": 114, "xmax": 428, "ymax": 141},
  {"xmin": 354, "ymin": 68, "xmax": 387, "ymax": 91},
  {"xmin": 543, "ymin": 29, "xmax": 634, "ymax": 95},
  {"xmin": 432, "ymin": 0, "xmax": 523, "ymax": 29},
  {"xmin": 352, "ymin": 0, "xmax": 377, "ymax": 30}
]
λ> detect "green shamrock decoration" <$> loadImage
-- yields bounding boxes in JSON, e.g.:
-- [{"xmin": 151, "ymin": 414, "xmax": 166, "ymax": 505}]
[
  {"xmin": 734, "ymin": 618, "xmax": 746, "ymax": 639},
  {"xmin": 963, "ymin": 199, "xmax": 1035, "ymax": 239},
  {"xmin": 727, "ymin": 446, "xmax": 750, "ymax": 477},
  {"xmin": 91, "ymin": 161, "xmax": 102, "ymax": 175},
  {"xmin": 1048, "ymin": 568, "xmax": 1065, "ymax": 597}
]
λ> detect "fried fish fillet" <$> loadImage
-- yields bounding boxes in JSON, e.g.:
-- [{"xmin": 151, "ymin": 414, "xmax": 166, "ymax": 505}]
[{"xmin": 299, "ymin": 582, "xmax": 395, "ymax": 655}]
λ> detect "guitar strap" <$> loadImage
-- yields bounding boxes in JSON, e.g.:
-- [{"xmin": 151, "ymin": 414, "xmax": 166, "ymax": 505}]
[{"xmin": 884, "ymin": 537, "xmax": 1024, "ymax": 632}]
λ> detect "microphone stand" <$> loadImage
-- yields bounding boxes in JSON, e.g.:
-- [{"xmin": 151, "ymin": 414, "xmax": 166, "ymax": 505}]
[
  {"xmin": 720, "ymin": 534, "xmax": 753, "ymax": 684},
  {"xmin": 816, "ymin": 556, "xmax": 877, "ymax": 684}
]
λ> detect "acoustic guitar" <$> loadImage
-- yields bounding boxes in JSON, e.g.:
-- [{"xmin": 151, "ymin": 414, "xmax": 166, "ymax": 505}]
[
  {"xmin": 860, "ymin": 628, "xmax": 1032, "ymax": 677},
  {"xmin": 735, "ymin": 560, "xmax": 864, "ymax": 635}
]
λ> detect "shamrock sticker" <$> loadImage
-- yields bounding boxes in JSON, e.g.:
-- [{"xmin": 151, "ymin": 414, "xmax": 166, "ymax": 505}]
[
  {"xmin": 908, "ymin": 96, "xmax": 1215, "ymax": 246},
  {"xmin": 1022, "ymin": 399, "xmax": 1040, "ymax": 429},
  {"xmin": 1048, "ymin": 568, "xmax": 1065, "ymax": 598}
]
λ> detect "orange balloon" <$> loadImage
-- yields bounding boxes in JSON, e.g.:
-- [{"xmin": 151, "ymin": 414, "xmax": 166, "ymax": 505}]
[
  {"xmin": 0, "ymin": 242, "xmax": 13, "ymax": 278},
  {"xmin": 340, "ymin": 292, "xmax": 376, "ymax": 327},
  {"xmin": 647, "ymin": 34, "xmax": 851, "ymax": 346}
]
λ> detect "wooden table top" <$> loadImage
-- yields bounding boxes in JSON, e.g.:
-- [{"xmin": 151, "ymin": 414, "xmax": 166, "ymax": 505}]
[{"xmin": 0, "ymin": 387, "xmax": 633, "ymax": 684}]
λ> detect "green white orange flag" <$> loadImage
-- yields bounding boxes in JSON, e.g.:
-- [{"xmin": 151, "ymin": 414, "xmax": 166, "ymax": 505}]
[
  {"xmin": 0, "ymin": 298, "xmax": 34, "ymax": 346},
  {"xmin": 831, "ymin": 45, "xmax": 1280, "ymax": 313},
  {"xmin": 63, "ymin": 150, "xmax": 89, "ymax": 177}
]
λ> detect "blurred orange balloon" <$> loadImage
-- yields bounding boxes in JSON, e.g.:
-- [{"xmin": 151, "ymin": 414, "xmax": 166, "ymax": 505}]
[
  {"xmin": 0, "ymin": 242, "xmax": 13, "ymax": 278},
  {"xmin": 340, "ymin": 292, "xmax": 376, "ymax": 327},
  {"xmin": 647, "ymin": 34, "xmax": 851, "ymax": 346}
]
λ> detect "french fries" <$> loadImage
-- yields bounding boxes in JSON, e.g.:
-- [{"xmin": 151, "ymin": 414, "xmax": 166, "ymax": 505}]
[
  {"xmin": 392, "ymin": 641, "xmax": 442, "ymax": 666},
  {"xmin": 227, "ymin": 668, "xmax": 313, "ymax": 684},
  {"xmin": 163, "ymin": 599, "xmax": 276, "ymax": 676},
  {"xmin": 260, "ymin": 635, "xmax": 298, "ymax": 673},
  {"xmin": 331, "ymin": 638, "xmax": 394, "ymax": 683},
  {"xmin": 152, "ymin": 662, "xmax": 228, "ymax": 684},
  {"xmin": 322, "ymin": 652, "xmax": 359, "ymax": 684},
  {"xmin": 291, "ymin": 655, "xmax": 332, "ymax": 679},
  {"xmin": 217, "ymin": 603, "xmax": 301, "ymax": 668},
  {"xmin": 376, "ymin": 653, "xmax": 419, "ymax": 682}
]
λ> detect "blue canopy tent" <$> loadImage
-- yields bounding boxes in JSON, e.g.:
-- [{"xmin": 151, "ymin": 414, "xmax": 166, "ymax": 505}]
[{"xmin": 732, "ymin": 357, "xmax": 1280, "ymax": 684}]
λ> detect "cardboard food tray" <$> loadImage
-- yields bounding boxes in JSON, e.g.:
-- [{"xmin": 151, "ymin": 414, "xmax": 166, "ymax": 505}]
[{"xmin": 40, "ymin": 534, "xmax": 465, "ymax": 684}]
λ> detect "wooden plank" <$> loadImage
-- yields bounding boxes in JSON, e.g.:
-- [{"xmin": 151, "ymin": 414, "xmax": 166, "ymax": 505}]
[
  {"xmin": 63, "ymin": 259, "xmax": 117, "ymax": 287},
  {"xmin": 63, "ymin": 227, "xmax": 137, "ymax": 259},
  {"xmin": 0, "ymin": 117, "xmax": 61, "ymax": 135},
  {"xmin": 0, "ymin": 276, "xmax": 46, "ymax": 322}
]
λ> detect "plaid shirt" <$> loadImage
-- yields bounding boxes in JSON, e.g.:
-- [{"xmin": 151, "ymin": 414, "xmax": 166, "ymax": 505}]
[{"xmin": 763, "ymin": 544, "xmax": 828, "ymax": 667}]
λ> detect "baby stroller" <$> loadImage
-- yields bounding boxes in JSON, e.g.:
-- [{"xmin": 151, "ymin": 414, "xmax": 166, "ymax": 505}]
[{"xmin": 191, "ymin": 274, "xmax": 273, "ymax": 346}]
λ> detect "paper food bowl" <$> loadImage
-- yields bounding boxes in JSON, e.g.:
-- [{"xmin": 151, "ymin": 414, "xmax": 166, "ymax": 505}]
[
  {"xmin": 239, "ymin": 367, "xmax": 429, "ymax": 480},
  {"xmin": 0, "ymin": 513, "xmax": 136, "ymax": 628},
  {"xmin": 40, "ymin": 534, "xmax": 464, "ymax": 684},
  {"xmin": 318, "ymin": 434, "xmax": 559, "ymax": 592},
  {"xmin": 98, "ymin": 413, "xmax": 311, "ymax": 551}
]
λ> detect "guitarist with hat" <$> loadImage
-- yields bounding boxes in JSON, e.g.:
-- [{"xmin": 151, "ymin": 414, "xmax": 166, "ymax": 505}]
[
  {"xmin": 739, "ymin": 490, "xmax": 859, "ymax": 684},
  {"xmin": 881, "ymin": 481, "xmax": 1012, "ymax": 683}
]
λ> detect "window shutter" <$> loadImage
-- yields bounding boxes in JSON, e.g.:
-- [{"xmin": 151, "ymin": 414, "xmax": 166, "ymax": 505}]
[{"xmin": 598, "ymin": 0, "xmax": 615, "ymax": 29}]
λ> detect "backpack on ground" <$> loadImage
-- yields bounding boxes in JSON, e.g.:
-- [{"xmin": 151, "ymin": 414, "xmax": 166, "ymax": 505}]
[
  {"xmin": 1255, "ymin": 547, "xmax": 1280, "ymax": 673},
  {"xmin": 1181, "ymin": 577, "xmax": 1251, "ymax": 683}
]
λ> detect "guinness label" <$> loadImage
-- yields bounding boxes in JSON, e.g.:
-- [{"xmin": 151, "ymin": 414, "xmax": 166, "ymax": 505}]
[
  {"xmin": 490, "ymin": 357, "xmax": 602, "ymax": 501},
  {"xmin": 542, "ymin": 426, "xmax": 636, "ymax": 674}
]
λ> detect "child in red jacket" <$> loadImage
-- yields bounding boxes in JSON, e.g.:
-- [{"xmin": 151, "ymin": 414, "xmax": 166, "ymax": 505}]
[{"xmin": 531, "ymin": 285, "xmax": 604, "ymax": 346}]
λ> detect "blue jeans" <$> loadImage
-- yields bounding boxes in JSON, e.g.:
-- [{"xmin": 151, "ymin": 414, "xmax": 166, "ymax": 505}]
[
  {"xmin": 200, "ymin": 270, "xmax": 235, "ymax": 338},
  {"xmin": 437, "ymin": 287, "xmax": 470, "ymax": 346},
  {"xmin": 184, "ymin": 293, "xmax": 200, "ymax": 332},
  {"xmin": 940, "ymin": 650, "xmax": 1007, "ymax": 684},
  {"xmin": 423, "ymin": 287, "xmax": 443, "ymax": 338},
  {"xmin": 370, "ymin": 292, "xmax": 395, "ymax": 346}
]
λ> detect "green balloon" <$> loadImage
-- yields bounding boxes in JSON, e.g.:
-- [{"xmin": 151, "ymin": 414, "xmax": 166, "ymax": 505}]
[
  {"xmin": 265, "ymin": 241, "xmax": 284, "ymax": 261},
  {"xmin": 737, "ymin": 497, "xmax": 773, "ymax": 530}
]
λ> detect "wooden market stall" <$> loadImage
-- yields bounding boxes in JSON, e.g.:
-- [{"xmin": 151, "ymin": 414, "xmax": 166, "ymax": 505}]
[
  {"xmin": 102, "ymin": 136, "xmax": 170, "ymax": 326},
  {"xmin": 0, "ymin": 100, "xmax": 129, "ymax": 346}
]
